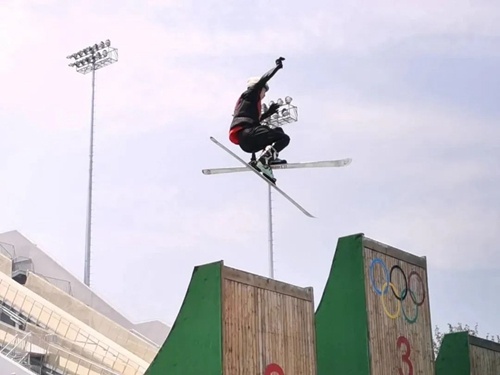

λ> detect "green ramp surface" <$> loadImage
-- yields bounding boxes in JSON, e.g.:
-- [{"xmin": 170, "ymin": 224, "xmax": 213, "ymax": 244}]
[{"xmin": 145, "ymin": 261, "xmax": 223, "ymax": 374}]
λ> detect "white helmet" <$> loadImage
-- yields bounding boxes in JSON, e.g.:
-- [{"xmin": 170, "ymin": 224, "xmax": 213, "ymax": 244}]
[{"xmin": 247, "ymin": 77, "xmax": 269, "ymax": 91}]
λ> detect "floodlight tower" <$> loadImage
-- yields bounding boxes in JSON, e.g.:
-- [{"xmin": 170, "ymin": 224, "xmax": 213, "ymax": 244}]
[
  {"xmin": 260, "ymin": 96, "xmax": 298, "ymax": 279},
  {"xmin": 66, "ymin": 39, "xmax": 118, "ymax": 287}
]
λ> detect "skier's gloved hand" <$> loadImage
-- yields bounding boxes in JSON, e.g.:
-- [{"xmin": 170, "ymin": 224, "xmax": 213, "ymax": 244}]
[
  {"xmin": 260, "ymin": 102, "xmax": 281, "ymax": 121},
  {"xmin": 268, "ymin": 102, "xmax": 280, "ymax": 114},
  {"xmin": 276, "ymin": 57, "xmax": 285, "ymax": 68}
]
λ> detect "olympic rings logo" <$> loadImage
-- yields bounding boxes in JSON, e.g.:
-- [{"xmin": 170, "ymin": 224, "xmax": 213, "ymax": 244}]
[{"xmin": 368, "ymin": 258, "xmax": 426, "ymax": 324}]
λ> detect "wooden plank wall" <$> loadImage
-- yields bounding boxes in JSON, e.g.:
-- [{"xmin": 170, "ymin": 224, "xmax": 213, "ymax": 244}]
[
  {"xmin": 469, "ymin": 337, "xmax": 500, "ymax": 374},
  {"xmin": 363, "ymin": 241, "xmax": 434, "ymax": 375},
  {"xmin": 222, "ymin": 266, "xmax": 316, "ymax": 375}
]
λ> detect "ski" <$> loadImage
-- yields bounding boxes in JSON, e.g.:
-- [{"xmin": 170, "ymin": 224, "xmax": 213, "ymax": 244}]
[
  {"xmin": 202, "ymin": 158, "xmax": 352, "ymax": 175},
  {"xmin": 207, "ymin": 136, "xmax": 315, "ymax": 218}
]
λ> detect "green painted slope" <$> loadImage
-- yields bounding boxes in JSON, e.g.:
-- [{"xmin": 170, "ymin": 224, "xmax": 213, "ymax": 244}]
[
  {"xmin": 315, "ymin": 233, "xmax": 370, "ymax": 374},
  {"xmin": 435, "ymin": 332, "xmax": 470, "ymax": 375},
  {"xmin": 145, "ymin": 261, "xmax": 223, "ymax": 375}
]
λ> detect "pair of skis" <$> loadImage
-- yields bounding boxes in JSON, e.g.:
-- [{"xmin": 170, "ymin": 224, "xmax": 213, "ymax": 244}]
[{"xmin": 204, "ymin": 137, "xmax": 351, "ymax": 218}]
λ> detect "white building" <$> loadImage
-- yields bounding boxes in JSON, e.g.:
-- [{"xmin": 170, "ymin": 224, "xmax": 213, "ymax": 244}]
[{"xmin": 0, "ymin": 230, "xmax": 170, "ymax": 374}]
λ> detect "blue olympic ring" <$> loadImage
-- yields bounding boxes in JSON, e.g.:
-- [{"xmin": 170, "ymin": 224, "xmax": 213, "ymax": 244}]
[{"xmin": 369, "ymin": 258, "xmax": 390, "ymax": 296}]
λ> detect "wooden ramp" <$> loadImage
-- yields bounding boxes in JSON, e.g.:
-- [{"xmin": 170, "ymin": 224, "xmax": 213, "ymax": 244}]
[
  {"xmin": 436, "ymin": 332, "xmax": 500, "ymax": 374},
  {"xmin": 146, "ymin": 261, "xmax": 317, "ymax": 375},
  {"xmin": 315, "ymin": 233, "xmax": 434, "ymax": 374}
]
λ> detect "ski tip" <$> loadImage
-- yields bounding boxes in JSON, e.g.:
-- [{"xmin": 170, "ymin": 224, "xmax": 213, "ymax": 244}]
[{"xmin": 201, "ymin": 169, "xmax": 211, "ymax": 175}]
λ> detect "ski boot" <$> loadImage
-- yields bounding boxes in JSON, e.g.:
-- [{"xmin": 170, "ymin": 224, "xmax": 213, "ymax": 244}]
[
  {"xmin": 255, "ymin": 161, "xmax": 276, "ymax": 184},
  {"xmin": 248, "ymin": 151, "xmax": 277, "ymax": 183},
  {"xmin": 255, "ymin": 146, "xmax": 282, "ymax": 184},
  {"xmin": 248, "ymin": 153, "xmax": 261, "ymax": 172},
  {"xmin": 258, "ymin": 145, "xmax": 287, "ymax": 166}
]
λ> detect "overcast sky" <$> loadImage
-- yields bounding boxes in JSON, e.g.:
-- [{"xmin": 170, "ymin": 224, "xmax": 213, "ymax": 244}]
[{"xmin": 1, "ymin": 0, "xmax": 499, "ymax": 341}]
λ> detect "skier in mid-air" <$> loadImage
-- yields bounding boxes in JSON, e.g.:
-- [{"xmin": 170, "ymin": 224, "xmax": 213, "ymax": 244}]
[{"xmin": 228, "ymin": 57, "xmax": 290, "ymax": 179}]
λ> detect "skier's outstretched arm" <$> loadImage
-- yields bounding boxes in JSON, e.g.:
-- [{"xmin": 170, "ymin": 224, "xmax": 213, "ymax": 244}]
[{"xmin": 254, "ymin": 57, "xmax": 285, "ymax": 91}]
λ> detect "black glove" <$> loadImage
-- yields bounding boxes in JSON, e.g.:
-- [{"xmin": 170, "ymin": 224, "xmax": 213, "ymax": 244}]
[
  {"xmin": 268, "ymin": 102, "xmax": 280, "ymax": 114},
  {"xmin": 260, "ymin": 102, "xmax": 281, "ymax": 121},
  {"xmin": 276, "ymin": 57, "xmax": 285, "ymax": 68}
]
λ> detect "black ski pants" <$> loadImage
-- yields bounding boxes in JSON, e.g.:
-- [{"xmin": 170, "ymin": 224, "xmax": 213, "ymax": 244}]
[{"xmin": 238, "ymin": 125, "xmax": 290, "ymax": 154}]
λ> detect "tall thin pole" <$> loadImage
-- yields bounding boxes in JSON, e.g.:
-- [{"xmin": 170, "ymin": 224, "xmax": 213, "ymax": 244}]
[
  {"xmin": 268, "ymin": 184, "xmax": 274, "ymax": 279},
  {"xmin": 84, "ymin": 64, "xmax": 96, "ymax": 286},
  {"xmin": 66, "ymin": 39, "xmax": 118, "ymax": 287}
]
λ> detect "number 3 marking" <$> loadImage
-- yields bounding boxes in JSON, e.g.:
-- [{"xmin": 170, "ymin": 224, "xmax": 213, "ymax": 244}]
[{"xmin": 397, "ymin": 336, "xmax": 413, "ymax": 375}]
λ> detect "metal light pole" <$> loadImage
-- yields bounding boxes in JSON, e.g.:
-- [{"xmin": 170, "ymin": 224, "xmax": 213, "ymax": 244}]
[
  {"xmin": 66, "ymin": 39, "xmax": 118, "ymax": 286},
  {"xmin": 260, "ymin": 97, "xmax": 298, "ymax": 279},
  {"xmin": 268, "ymin": 183, "xmax": 274, "ymax": 278}
]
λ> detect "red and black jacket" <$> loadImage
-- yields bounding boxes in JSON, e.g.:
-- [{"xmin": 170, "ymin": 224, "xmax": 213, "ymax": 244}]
[{"xmin": 229, "ymin": 64, "xmax": 281, "ymax": 144}]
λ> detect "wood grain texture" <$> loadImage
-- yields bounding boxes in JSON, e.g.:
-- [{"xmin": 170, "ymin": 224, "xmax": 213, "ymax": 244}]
[
  {"xmin": 470, "ymin": 339, "xmax": 500, "ymax": 374},
  {"xmin": 222, "ymin": 267, "xmax": 316, "ymax": 375}
]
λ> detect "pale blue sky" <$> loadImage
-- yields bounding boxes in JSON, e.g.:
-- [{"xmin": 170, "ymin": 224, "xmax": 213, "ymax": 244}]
[{"xmin": 1, "ymin": 0, "xmax": 499, "ymax": 341}]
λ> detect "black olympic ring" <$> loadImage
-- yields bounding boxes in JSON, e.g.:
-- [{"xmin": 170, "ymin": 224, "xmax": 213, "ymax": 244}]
[{"xmin": 390, "ymin": 265, "xmax": 408, "ymax": 301}]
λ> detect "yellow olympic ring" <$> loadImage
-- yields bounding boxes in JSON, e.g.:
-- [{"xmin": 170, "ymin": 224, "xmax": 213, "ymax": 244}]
[{"xmin": 381, "ymin": 282, "xmax": 401, "ymax": 319}]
